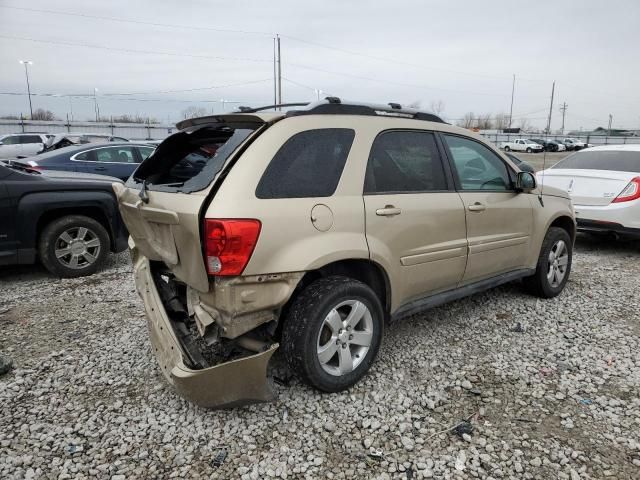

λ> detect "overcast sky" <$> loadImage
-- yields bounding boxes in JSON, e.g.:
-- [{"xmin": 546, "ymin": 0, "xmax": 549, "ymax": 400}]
[{"xmin": 1, "ymin": 0, "xmax": 639, "ymax": 130}]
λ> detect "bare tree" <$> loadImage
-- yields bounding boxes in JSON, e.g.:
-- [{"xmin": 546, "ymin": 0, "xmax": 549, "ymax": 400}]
[
  {"xmin": 429, "ymin": 99, "xmax": 445, "ymax": 116},
  {"xmin": 494, "ymin": 112, "xmax": 510, "ymax": 130},
  {"xmin": 476, "ymin": 113, "xmax": 493, "ymax": 130},
  {"xmin": 110, "ymin": 114, "xmax": 159, "ymax": 124},
  {"xmin": 31, "ymin": 109, "xmax": 56, "ymax": 121},
  {"xmin": 181, "ymin": 106, "xmax": 207, "ymax": 119},
  {"xmin": 456, "ymin": 112, "xmax": 476, "ymax": 129}
]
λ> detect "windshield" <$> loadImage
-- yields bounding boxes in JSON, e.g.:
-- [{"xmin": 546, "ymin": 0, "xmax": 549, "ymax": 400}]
[
  {"xmin": 551, "ymin": 150, "xmax": 640, "ymax": 173},
  {"xmin": 130, "ymin": 125, "xmax": 257, "ymax": 193}
]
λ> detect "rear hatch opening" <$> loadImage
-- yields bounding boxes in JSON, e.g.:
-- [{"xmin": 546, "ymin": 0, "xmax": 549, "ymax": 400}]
[
  {"xmin": 115, "ymin": 114, "xmax": 272, "ymax": 292},
  {"xmin": 131, "ymin": 122, "xmax": 261, "ymax": 194}
]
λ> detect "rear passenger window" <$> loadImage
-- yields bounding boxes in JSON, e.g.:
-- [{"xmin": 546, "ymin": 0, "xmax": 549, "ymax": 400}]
[
  {"xmin": 20, "ymin": 135, "xmax": 42, "ymax": 144},
  {"xmin": 256, "ymin": 128, "xmax": 355, "ymax": 199},
  {"xmin": 364, "ymin": 131, "xmax": 447, "ymax": 194}
]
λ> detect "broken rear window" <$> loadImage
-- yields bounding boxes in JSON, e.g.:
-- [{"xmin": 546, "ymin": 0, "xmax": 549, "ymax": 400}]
[{"xmin": 130, "ymin": 125, "xmax": 257, "ymax": 193}]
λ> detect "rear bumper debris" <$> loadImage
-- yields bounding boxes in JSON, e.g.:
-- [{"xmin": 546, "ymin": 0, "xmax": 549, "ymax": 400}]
[{"xmin": 132, "ymin": 252, "xmax": 278, "ymax": 408}]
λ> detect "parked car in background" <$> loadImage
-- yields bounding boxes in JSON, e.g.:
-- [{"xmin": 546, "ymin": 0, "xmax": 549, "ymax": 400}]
[
  {"xmin": 562, "ymin": 138, "xmax": 593, "ymax": 151},
  {"xmin": 500, "ymin": 138, "xmax": 544, "ymax": 153},
  {"xmin": 548, "ymin": 140, "xmax": 566, "ymax": 152},
  {"xmin": 114, "ymin": 98, "xmax": 575, "ymax": 408},
  {"xmin": 18, "ymin": 143, "xmax": 155, "ymax": 181},
  {"xmin": 529, "ymin": 138, "xmax": 559, "ymax": 152},
  {"xmin": 0, "ymin": 161, "xmax": 128, "ymax": 277},
  {"xmin": 505, "ymin": 152, "xmax": 536, "ymax": 172},
  {"xmin": 538, "ymin": 144, "xmax": 640, "ymax": 238},
  {"xmin": 0, "ymin": 133, "xmax": 49, "ymax": 159},
  {"xmin": 43, "ymin": 133, "xmax": 130, "ymax": 152}
]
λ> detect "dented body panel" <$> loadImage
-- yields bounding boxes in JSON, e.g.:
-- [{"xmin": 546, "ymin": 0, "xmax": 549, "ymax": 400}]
[
  {"xmin": 188, "ymin": 272, "xmax": 303, "ymax": 340},
  {"xmin": 132, "ymin": 245, "xmax": 278, "ymax": 408}
]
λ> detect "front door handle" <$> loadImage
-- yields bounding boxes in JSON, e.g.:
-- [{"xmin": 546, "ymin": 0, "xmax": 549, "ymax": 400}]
[
  {"xmin": 468, "ymin": 202, "xmax": 486, "ymax": 212},
  {"xmin": 376, "ymin": 205, "xmax": 402, "ymax": 217},
  {"xmin": 94, "ymin": 166, "xmax": 107, "ymax": 171}
]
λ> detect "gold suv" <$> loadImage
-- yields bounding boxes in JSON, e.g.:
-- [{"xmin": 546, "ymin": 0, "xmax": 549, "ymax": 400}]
[{"xmin": 114, "ymin": 98, "xmax": 575, "ymax": 408}]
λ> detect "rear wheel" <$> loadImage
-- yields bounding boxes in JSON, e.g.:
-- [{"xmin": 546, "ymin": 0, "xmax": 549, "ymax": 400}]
[
  {"xmin": 281, "ymin": 276, "xmax": 384, "ymax": 392},
  {"xmin": 504, "ymin": 146, "xmax": 511, "ymax": 152},
  {"xmin": 39, "ymin": 215, "xmax": 109, "ymax": 278},
  {"xmin": 524, "ymin": 227, "xmax": 572, "ymax": 298}
]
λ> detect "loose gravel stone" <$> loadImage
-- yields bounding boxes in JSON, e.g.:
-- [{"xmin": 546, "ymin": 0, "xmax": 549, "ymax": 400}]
[{"xmin": 1, "ymin": 237, "xmax": 639, "ymax": 479}]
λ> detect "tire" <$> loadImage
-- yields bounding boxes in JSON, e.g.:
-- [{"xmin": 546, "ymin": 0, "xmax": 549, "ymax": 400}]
[
  {"xmin": 39, "ymin": 215, "xmax": 110, "ymax": 278},
  {"xmin": 281, "ymin": 276, "xmax": 384, "ymax": 393},
  {"xmin": 526, "ymin": 147, "xmax": 532, "ymax": 153},
  {"xmin": 504, "ymin": 146, "xmax": 511, "ymax": 152},
  {"xmin": 523, "ymin": 227, "xmax": 572, "ymax": 298}
]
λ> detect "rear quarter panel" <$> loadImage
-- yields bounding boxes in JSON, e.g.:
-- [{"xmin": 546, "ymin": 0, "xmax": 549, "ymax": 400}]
[{"xmin": 204, "ymin": 115, "xmax": 373, "ymax": 276}]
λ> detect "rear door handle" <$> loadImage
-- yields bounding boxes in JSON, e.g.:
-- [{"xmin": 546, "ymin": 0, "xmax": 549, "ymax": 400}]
[
  {"xmin": 468, "ymin": 202, "xmax": 486, "ymax": 212},
  {"xmin": 376, "ymin": 205, "xmax": 402, "ymax": 216},
  {"xmin": 94, "ymin": 166, "xmax": 107, "ymax": 171}
]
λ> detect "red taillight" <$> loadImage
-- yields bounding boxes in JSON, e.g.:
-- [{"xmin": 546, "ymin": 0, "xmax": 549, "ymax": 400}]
[
  {"xmin": 204, "ymin": 219, "xmax": 261, "ymax": 276},
  {"xmin": 612, "ymin": 177, "xmax": 640, "ymax": 203}
]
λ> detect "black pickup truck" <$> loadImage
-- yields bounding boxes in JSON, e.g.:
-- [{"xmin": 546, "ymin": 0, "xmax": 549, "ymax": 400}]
[{"xmin": 0, "ymin": 161, "xmax": 128, "ymax": 277}]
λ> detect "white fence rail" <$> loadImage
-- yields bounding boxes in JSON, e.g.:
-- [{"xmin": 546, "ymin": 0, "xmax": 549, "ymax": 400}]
[
  {"xmin": 479, "ymin": 132, "xmax": 640, "ymax": 147},
  {"xmin": 0, "ymin": 119, "xmax": 174, "ymax": 140}
]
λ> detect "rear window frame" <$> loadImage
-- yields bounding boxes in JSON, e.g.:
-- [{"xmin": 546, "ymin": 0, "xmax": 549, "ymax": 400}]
[{"xmin": 127, "ymin": 122, "xmax": 263, "ymax": 194}]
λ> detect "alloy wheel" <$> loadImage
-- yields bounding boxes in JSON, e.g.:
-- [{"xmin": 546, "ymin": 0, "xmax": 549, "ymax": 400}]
[
  {"xmin": 54, "ymin": 227, "xmax": 102, "ymax": 270},
  {"xmin": 316, "ymin": 300, "xmax": 374, "ymax": 376},
  {"xmin": 547, "ymin": 239, "xmax": 569, "ymax": 288}
]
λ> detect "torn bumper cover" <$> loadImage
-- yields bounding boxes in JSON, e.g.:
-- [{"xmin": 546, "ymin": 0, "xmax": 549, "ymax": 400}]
[{"xmin": 133, "ymin": 256, "xmax": 277, "ymax": 408}]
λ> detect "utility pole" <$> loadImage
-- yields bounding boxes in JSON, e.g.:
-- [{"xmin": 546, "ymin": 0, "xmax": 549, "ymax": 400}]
[
  {"xmin": 273, "ymin": 37, "xmax": 277, "ymax": 108},
  {"xmin": 19, "ymin": 60, "xmax": 34, "ymax": 119},
  {"xmin": 545, "ymin": 81, "xmax": 555, "ymax": 134},
  {"xmin": 277, "ymin": 34, "xmax": 282, "ymax": 109},
  {"xmin": 508, "ymin": 74, "xmax": 515, "ymax": 130},
  {"xmin": 559, "ymin": 102, "xmax": 568, "ymax": 134},
  {"xmin": 93, "ymin": 88, "xmax": 100, "ymax": 122},
  {"xmin": 607, "ymin": 114, "xmax": 613, "ymax": 136}
]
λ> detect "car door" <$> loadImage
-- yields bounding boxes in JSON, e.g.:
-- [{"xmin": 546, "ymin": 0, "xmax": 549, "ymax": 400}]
[
  {"xmin": 441, "ymin": 134, "xmax": 533, "ymax": 284},
  {"xmin": 19, "ymin": 134, "xmax": 45, "ymax": 157},
  {"xmin": 86, "ymin": 146, "xmax": 139, "ymax": 180},
  {"xmin": 0, "ymin": 135, "xmax": 23, "ymax": 159},
  {"xmin": 363, "ymin": 130, "xmax": 468, "ymax": 307}
]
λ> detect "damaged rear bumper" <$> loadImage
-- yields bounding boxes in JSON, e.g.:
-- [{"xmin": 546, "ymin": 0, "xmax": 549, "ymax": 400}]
[{"xmin": 133, "ymin": 253, "xmax": 278, "ymax": 408}]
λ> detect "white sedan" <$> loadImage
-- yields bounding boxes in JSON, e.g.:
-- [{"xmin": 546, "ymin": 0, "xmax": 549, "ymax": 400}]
[{"xmin": 538, "ymin": 144, "xmax": 640, "ymax": 238}]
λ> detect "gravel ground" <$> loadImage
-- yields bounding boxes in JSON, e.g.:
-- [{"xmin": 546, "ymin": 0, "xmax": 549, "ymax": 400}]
[{"xmin": 1, "ymin": 235, "xmax": 639, "ymax": 479}]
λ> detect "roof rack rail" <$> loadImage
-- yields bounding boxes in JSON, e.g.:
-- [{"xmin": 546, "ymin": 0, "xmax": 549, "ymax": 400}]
[
  {"xmin": 284, "ymin": 97, "xmax": 446, "ymax": 123},
  {"xmin": 235, "ymin": 102, "xmax": 310, "ymax": 113}
]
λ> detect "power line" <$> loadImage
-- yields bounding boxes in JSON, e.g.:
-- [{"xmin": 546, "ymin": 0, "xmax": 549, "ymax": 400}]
[
  {"xmin": 101, "ymin": 78, "xmax": 272, "ymax": 96},
  {"xmin": 284, "ymin": 62, "xmax": 511, "ymax": 98},
  {"xmin": 0, "ymin": 4, "xmax": 538, "ymax": 85},
  {"xmin": 0, "ymin": 34, "xmax": 271, "ymax": 64},
  {"xmin": 0, "ymin": 91, "xmax": 265, "ymax": 104},
  {"xmin": 0, "ymin": 5, "xmax": 272, "ymax": 36}
]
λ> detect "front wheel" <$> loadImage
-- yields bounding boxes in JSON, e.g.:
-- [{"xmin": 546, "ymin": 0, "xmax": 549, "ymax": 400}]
[
  {"xmin": 526, "ymin": 147, "xmax": 532, "ymax": 153},
  {"xmin": 281, "ymin": 276, "xmax": 384, "ymax": 392},
  {"xmin": 39, "ymin": 215, "xmax": 110, "ymax": 278},
  {"xmin": 523, "ymin": 227, "xmax": 572, "ymax": 298}
]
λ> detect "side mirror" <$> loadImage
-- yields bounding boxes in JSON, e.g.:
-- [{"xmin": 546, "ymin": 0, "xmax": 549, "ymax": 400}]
[{"xmin": 516, "ymin": 171, "xmax": 537, "ymax": 191}]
